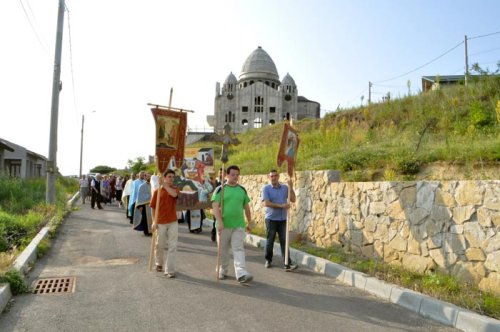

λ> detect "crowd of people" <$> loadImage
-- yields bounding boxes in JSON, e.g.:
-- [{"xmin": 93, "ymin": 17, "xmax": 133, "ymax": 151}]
[{"xmin": 78, "ymin": 165, "xmax": 298, "ymax": 284}]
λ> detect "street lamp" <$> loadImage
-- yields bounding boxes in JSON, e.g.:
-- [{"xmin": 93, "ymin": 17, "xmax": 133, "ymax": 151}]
[{"xmin": 79, "ymin": 111, "xmax": 96, "ymax": 178}]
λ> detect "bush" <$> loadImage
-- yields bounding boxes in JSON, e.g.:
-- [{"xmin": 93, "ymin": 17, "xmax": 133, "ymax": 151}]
[
  {"xmin": 0, "ymin": 269, "xmax": 29, "ymax": 295},
  {"xmin": 398, "ymin": 159, "xmax": 421, "ymax": 175}
]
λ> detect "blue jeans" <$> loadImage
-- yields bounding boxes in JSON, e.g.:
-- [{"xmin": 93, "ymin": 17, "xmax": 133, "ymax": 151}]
[{"xmin": 265, "ymin": 219, "xmax": 291, "ymax": 265}]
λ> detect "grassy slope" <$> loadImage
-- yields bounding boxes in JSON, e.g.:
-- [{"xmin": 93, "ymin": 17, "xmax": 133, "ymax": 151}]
[{"xmin": 194, "ymin": 75, "xmax": 500, "ymax": 181}]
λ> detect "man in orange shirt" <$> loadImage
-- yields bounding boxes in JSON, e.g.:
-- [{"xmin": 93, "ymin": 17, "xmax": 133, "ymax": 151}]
[{"xmin": 150, "ymin": 169, "xmax": 179, "ymax": 278}]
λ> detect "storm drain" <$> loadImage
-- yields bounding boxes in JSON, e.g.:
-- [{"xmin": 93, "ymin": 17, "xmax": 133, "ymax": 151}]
[{"xmin": 32, "ymin": 277, "xmax": 76, "ymax": 295}]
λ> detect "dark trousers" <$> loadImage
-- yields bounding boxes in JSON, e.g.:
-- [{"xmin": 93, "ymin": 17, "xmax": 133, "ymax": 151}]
[
  {"xmin": 265, "ymin": 219, "xmax": 291, "ymax": 265},
  {"xmin": 138, "ymin": 205, "xmax": 149, "ymax": 235},
  {"xmin": 91, "ymin": 190, "xmax": 102, "ymax": 209}
]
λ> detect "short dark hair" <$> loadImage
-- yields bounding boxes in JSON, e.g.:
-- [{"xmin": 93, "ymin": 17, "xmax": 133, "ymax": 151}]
[
  {"xmin": 163, "ymin": 169, "xmax": 175, "ymax": 177},
  {"xmin": 226, "ymin": 165, "xmax": 240, "ymax": 174},
  {"xmin": 269, "ymin": 169, "xmax": 278, "ymax": 174}
]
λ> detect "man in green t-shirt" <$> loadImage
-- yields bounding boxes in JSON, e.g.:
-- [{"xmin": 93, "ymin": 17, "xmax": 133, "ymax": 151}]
[{"xmin": 211, "ymin": 165, "xmax": 253, "ymax": 284}]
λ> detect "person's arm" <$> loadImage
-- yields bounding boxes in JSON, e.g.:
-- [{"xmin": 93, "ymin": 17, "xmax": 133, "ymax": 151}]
[
  {"xmin": 244, "ymin": 204, "xmax": 252, "ymax": 233},
  {"xmin": 164, "ymin": 185, "xmax": 178, "ymax": 198},
  {"xmin": 212, "ymin": 201, "xmax": 223, "ymax": 232}
]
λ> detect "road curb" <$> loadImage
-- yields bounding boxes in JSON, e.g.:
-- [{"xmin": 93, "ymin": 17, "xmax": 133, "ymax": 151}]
[
  {"xmin": 243, "ymin": 232, "xmax": 500, "ymax": 332},
  {"xmin": 0, "ymin": 192, "xmax": 79, "ymax": 313}
]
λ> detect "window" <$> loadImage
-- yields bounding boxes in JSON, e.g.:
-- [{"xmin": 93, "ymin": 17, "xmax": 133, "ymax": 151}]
[
  {"xmin": 254, "ymin": 117, "xmax": 262, "ymax": 128},
  {"xmin": 242, "ymin": 106, "xmax": 248, "ymax": 112},
  {"xmin": 254, "ymin": 96, "xmax": 264, "ymax": 113},
  {"xmin": 269, "ymin": 119, "xmax": 275, "ymax": 125},
  {"xmin": 242, "ymin": 119, "xmax": 248, "ymax": 126},
  {"xmin": 269, "ymin": 107, "xmax": 276, "ymax": 113}
]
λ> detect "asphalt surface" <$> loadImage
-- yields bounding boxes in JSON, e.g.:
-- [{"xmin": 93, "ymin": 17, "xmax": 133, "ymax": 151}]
[{"xmin": 0, "ymin": 202, "xmax": 457, "ymax": 332}]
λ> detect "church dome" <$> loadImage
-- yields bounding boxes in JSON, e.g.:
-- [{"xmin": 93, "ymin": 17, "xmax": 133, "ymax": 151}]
[
  {"xmin": 282, "ymin": 73, "xmax": 296, "ymax": 86},
  {"xmin": 224, "ymin": 72, "xmax": 237, "ymax": 85},
  {"xmin": 239, "ymin": 46, "xmax": 280, "ymax": 83}
]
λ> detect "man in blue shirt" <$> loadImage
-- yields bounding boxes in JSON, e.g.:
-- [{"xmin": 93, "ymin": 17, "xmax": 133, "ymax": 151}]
[{"xmin": 261, "ymin": 170, "xmax": 297, "ymax": 270}]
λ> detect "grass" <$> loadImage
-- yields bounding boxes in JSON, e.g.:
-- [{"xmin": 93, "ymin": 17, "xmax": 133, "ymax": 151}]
[
  {"xmin": 190, "ymin": 74, "xmax": 500, "ymax": 180},
  {"xmin": 0, "ymin": 176, "xmax": 77, "ymax": 272},
  {"xmin": 289, "ymin": 239, "xmax": 500, "ymax": 320}
]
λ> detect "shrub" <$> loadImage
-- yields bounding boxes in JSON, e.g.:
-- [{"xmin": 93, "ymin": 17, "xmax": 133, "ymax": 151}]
[
  {"xmin": 398, "ymin": 159, "xmax": 421, "ymax": 175},
  {"xmin": 0, "ymin": 269, "xmax": 29, "ymax": 295}
]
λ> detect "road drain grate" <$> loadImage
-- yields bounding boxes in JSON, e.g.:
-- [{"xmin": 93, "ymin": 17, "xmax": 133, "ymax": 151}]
[{"xmin": 32, "ymin": 277, "xmax": 76, "ymax": 294}]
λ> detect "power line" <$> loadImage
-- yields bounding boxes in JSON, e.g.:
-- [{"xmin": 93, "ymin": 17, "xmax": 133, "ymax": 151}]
[
  {"xmin": 373, "ymin": 41, "xmax": 464, "ymax": 84},
  {"xmin": 470, "ymin": 46, "xmax": 500, "ymax": 56},
  {"xmin": 18, "ymin": 0, "xmax": 49, "ymax": 55},
  {"xmin": 469, "ymin": 30, "xmax": 500, "ymax": 40},
  {"xmin": 65, "ymin": 5, "xmax": 79, "ymax": 118}
]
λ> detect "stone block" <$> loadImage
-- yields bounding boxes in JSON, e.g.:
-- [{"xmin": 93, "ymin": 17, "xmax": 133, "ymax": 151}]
[
  {"xmin": 455, "ymin": 310, "xmax": 500, "ymax": 332},
  {"xmin": 465, "ymin": 248, "xmax": 486, "ymax": 261},
  {"xmin": 399, "ymin": 185, "xmax": 416, "ymax": 208},
  {"xmin": 409, "ymin": 208, "xmax": 429, "ymax": 225},
  {"xmin": 387, "ymin": 200, "xmax": 405, "ymax": 219},
  {"xmin": 431, "ymin": 205, "xmax": 452, "ymax": 222},
  {"xmin": 455, "ymin": 181, "xmax": 484, "ymax": 206},
  {"xmin": 435, "ymin": 188, "xmax": 456, "ymax": 207},
  {"xmin": 360, "ymin": 244, "xmax": 374, "ymax": 257},
  {"xmin": 429, "ymin": 248, "xmax": 457, "ymax": 268},
  {"xmin": 452, "ymin": 205, "xmax": 475, "ymax": 224},
  {"xmin": 388, "ymin": 234, "xmax": 407, "ymax": 251},
  {"xmin": 369, "ymin": 201, "xmax": 386, "ymax": 215},
  {"xmin": 389, "ymin": 286, "xmax": 425, "ymax": 314},
  {"xmin": 343, "ymin": 270, "xmax": 368, "ymax": 289},
  {"xmin": 463, "ymin": 222, "xmax": 486, "ymax": 248},
  {"xmin": 402, "ymin": 254, "xmax": 432, "ymax": 274},
  {"xmin": 484, "ymin": 251, "xmax": 500, "ymax": 272},
  {"xmin": 483, "ymin": 233, "xmax": 500, "ymax": 253},
  {"xmin": 364, "ymin": 277, "xmax": 393, "ymax": 300},
  {"xmin": 477, "ymin": 207, "xmax": 493, "ymax": 227},
  {"xmin": 479, "ymin": 272, "xmax": 500, "ymax": 295},
  {"xmin": 416, "ymin": 181, "xmax": 438, "ymax": 212}
]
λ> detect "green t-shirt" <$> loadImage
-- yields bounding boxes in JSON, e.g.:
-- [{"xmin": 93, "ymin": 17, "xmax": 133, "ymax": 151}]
[{"xmin": 211, "ymin": 184, "xmax": 250, "ymax": 228}]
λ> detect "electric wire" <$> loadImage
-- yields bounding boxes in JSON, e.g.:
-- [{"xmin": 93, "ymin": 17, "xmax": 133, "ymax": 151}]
[
  {"xmin": 469, "ymin": 30, "xmax": 500, "ymax": 40},
  {"xmin": 373, "ymin": 41, "xmax": 464, "ymax": 84},
  {"xmin": 65, "ymin": 4, "xmax": 79, "ymax": 121},
  {"xmin": 18, "ymin": 0, "xmax": 49, "ymax": 56}
]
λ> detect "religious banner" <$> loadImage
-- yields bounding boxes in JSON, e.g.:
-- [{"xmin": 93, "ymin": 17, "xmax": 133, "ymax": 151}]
[
  {"xmin": 277, "ymin": 122, "xmax": 300, "ymax": 177},
  {"xmin": 151, "ymin": 107, "xmax": 187, "ymax": 173},
  {"xmin": 174, "ymin": 147, "xmax": 215, "ymax": 211}
]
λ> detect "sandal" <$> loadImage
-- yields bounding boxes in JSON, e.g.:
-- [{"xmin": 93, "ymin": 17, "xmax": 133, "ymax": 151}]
[{"xmin": 165, "ymin": 273, "xmax": 175, "ymax": 278}]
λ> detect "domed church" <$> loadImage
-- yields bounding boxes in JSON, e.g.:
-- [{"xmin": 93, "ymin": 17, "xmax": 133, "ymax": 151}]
[{"xmin": 207, "ymin": 46, "xmax": 320, "ymax": 134}]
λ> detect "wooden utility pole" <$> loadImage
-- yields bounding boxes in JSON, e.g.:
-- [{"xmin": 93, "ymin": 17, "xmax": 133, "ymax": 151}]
[
  {"xmin": 464, "ymin": 35, "xmax": 469, "ymax": 86},
  {"xmin": 46, "ymin": 0, "xmax": 65, "ymax": 204},
  {"xmin": 368, "ymin": 81, "xmax": 372, "ymax": 104}
]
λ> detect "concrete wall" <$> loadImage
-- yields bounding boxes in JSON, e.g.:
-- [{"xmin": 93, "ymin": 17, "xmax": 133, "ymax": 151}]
[{"xmin": 239, "ymin": 171, "xmax": 500, "ymax": 295}]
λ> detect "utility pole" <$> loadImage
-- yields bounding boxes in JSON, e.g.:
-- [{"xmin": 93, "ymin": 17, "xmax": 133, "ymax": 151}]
[
  {"xmin": 46, "ymin": 0, "xmax": 65, "ymax": 204},
  {"xmin": 79, "ymin": 114, "xmax": 84, "ymax": 178},
  {"xmin": 464, "ymin": 35, "xmax": 469, "ymax": 86},
  {"xmin": 368, "ymin": 81, "xmax": 372, "ymax": 104}
]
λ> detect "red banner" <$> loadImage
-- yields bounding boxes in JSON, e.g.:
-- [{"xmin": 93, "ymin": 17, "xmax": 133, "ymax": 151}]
[
  {"xmin": 277, "ymin": 122, "xmax": 300, "ymax": 177},
  {"xmin": 151, "ymin": 107, "xmax": 187, "ymax": 173}
]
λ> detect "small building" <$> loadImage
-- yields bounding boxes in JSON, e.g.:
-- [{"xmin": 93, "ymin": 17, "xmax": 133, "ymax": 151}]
[{"xmin": 0, "ymin": 138, "xmax": 47, "ymax": 179}]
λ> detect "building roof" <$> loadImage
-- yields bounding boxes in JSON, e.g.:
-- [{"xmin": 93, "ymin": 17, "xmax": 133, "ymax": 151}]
[
  {"xmin": 239, "ymin": 46, "xmax": 279, "ymax": 82},
  {"xmin": 0, "ymin": 138, "xmax": 14, "ymax": 152},
  {"xmin": 421, "ymin": 75, "xmax": 467, "ymax": 83},
  {"xmin": 282, "ymin": 73, "xmax": 296, "ymax": 86},
  {"xmin": 224, "ymin": 72, "xmax": 237, "ymax": 85}
]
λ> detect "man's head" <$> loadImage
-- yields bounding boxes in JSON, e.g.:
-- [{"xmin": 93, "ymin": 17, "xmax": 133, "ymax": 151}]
[
  {"xmin": 163, "ymin": 169, "xmax": 175, "ymax": 186},
  {"xmin": 268, "ymin": 169, "xmax": 279, "ymax": 186},
  {"xmin": 226, "ymin": 165, "xmax": 240, "ymax": 185},
  {"xmin": 139, "ymin": 171, "xmax": 146, "ymax": 180}
]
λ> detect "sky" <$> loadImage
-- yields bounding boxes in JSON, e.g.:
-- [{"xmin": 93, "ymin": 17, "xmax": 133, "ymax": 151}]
[{"xmin": 1, "ymin": 0, "xmax": 499, "ymax": 176}]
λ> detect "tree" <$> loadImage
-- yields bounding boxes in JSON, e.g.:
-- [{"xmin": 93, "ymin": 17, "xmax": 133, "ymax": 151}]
[
  {"xmin": 127, "ymin": 157, "xmax": 148, "ymax": 174},
  {"xmin": 90, "ymin": 165, "xmax": 116, "ymax": 174}
]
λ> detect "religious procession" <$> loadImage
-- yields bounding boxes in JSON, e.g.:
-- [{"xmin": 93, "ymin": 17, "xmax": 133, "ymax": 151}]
[{"xmin": 77, "ymin": 103, "xmax": 300, "ymax": 285}]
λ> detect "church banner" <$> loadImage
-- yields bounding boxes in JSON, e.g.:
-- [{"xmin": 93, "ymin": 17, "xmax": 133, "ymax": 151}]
[
  {"xmin": 151, "ymin": 107, "xmax": 187, "ymax": 173},
  {"xmin": 277, "ymin": 122, "xmax": 300, "ymax": 177}
]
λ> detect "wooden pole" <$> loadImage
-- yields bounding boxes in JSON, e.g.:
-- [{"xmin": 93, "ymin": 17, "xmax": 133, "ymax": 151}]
[
  {"xmin": 216, "ymin": 165, "xmax": 225, "ymax": 282},
  {"xmin": 148, "ymin": 161, "xmax": 162, "ymax": 271},
  {"xmin": 284, "ymin": 175, "xmax": 292, "ymax": 267},
  {"xmin": 284, "ymin": 117, "xmax": 294, "ymax": 268}
]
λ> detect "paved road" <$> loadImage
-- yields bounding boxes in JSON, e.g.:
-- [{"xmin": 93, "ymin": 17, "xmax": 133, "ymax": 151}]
[{"xmin": 0, "ymin": 202, "xmax": 456, "ymax": 331}]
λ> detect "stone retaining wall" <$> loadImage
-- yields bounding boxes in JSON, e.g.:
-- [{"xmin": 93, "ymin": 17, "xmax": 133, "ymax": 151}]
[{"xmin": 239, "ymin": 171, "xmax": 500, "ymax": 294}]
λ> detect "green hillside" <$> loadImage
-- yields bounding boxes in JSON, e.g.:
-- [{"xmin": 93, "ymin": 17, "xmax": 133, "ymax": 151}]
[{"xmin": 197, "ymin": 73, "xmax": 500, "ymax": 181}]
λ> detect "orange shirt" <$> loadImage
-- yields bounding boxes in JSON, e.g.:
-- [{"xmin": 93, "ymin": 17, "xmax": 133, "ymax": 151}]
[{"xmin": 150, "ymin": 186, "xmax": 179, "ymax": 224}]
